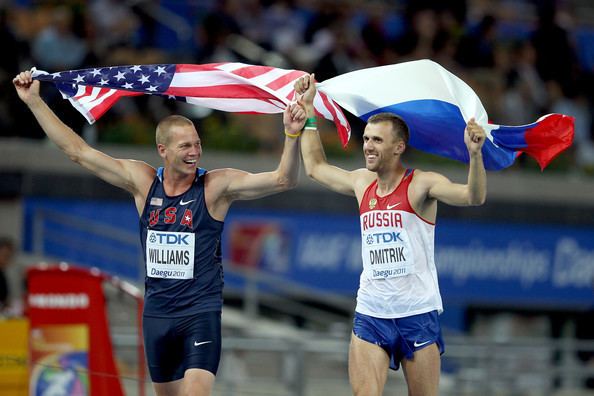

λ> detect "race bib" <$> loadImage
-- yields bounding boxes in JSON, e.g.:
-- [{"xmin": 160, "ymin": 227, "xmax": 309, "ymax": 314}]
[
  {"xmin": 360, "ymin": 211, "xmax": 416, "ymax": 279},
  {"xmin": 146, "ymin": 230, "xmax": 195, "ymax": 279}
]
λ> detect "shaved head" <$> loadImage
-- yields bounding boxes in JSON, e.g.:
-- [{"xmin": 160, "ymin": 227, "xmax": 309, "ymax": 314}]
[{"xmin": 156, "ymin": 115, "xmax": 195, "ymax": 146}]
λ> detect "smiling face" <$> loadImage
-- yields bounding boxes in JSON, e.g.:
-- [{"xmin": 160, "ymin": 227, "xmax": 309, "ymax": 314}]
[
  {"xmin": 363, "ymin": 113, "xmax": 409, "ymax": 174},
  {"xmin": 156, "ymin": 116, "xmax": 202, "ymax": 177},
  {"xmin": 363, "ymin": 121, "xmax": 406, "ymax": 173}
]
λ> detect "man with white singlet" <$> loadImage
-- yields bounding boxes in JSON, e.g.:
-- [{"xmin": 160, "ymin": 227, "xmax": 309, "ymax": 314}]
[
  {"xmin": 13, "ymin": 70, "xmax": 307, "ymax": 396},
  {"xmin": 294, "ymin": 74, "xmax": 487, "ymax": 396}
]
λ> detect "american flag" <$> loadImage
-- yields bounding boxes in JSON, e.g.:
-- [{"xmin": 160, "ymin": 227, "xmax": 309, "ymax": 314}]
[{"xmin": 32, "ymin": 63, "xmax": 351, "ymax": 146}]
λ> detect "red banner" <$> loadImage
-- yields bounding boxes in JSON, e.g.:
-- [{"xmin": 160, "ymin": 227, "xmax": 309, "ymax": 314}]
[{"xmin": 27, "ymin": 264, "xmax": 124, "ymax": 396}]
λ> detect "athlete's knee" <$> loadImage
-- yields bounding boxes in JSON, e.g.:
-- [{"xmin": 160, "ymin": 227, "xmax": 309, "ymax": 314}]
[
  {"xmin": 181, "ymin": 369, "xmax": 215, "ymax": 396},
  {"xmin": 407, "ymin": 382, "xmax": 439, "ymax": 396},
  {"xmin": 181, "ymin": 388, "xmax": 210, "ymax": 396},
  {"xmin": 180, "ymin": 382, "xmax": 211, "ymax": 396},
  {"xmin": 350, "ymin": 378, "xmax": 383, "ymax": 396},
  {"xmin": 352, "ymin": 385, "xmax": 382, "ymax": 396}
]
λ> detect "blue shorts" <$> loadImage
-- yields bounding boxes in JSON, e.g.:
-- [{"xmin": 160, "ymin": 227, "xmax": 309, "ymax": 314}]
[
  {"xmin": 352, "ymin": 310, "xmax": 444, "ymax": 371},
  {"xmin": 143, "ymin": 311, "xmax": 222, "ymax": 382}
]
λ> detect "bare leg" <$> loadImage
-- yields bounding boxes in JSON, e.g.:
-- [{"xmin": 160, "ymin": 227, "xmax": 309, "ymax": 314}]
[
  {"xmin": 153, "ymin": 369, "xmax": 215, "ymax": 396},
  {"xmin": 181, "ymin": 369, "xmax": 215, "ymax": 396},
  {"xmin": 401, "ymin": 343, "xmax": 440, "ymax": 396},
  {"xmin": 349, "ymin": 332, "xmax": 390, "ymax": 396},
  {"xmin": 153, "ymin": 378, "xmax": 182, "ymax": 396}
]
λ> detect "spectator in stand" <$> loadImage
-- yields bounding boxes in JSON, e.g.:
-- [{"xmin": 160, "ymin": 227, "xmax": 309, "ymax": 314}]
[
  {"xmin": 393, "ymin": 6, "xmax": 441, "ymax": 60},
  {"xmin": 502, "ymin": 41, "xmax": 548, "ymax": 126},
  {"xmin": 531, "ymin": 2, "xmax": 579, "ymax": 91},
  {"xmin": 455, "ymin": 14, "xmax": 497, "ymax": 68},
  {"xmin": 195, "ymin": 0, "xmax": 242, "ymax": 63},
  {"xmin": 31, "ymin": 6, "xmax": 88, "ymax": 71}
]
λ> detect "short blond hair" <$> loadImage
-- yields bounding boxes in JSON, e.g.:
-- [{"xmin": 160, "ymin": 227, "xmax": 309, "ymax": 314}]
[{"xmin": 155, "ymin": 115, "xmax": 194, "ymax": 145}]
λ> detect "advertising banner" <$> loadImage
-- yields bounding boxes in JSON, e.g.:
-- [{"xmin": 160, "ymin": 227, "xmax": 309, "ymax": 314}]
[
  {"xmin": 29, "ymin": 324, "xmax": 89, "ymax": 396},
  {"xmin": 224, "ymin": 211, "xmax": 594, "ymax": 308},
  {"xmin": 23, "ymin": 199, "xmax": 594, "ymax": 308},
  {"xmin": 27, "ymin": 265, "xmax": 124, "ymax": 396}
]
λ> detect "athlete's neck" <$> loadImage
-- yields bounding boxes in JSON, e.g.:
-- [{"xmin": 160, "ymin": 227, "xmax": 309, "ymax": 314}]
[
  {"xmin": 162, "ymin": 168, "xmax": 195, "ymax": 196},
  {"xmin": 375, "ymin": 164, "xmax": 407, "ymax": 197}
]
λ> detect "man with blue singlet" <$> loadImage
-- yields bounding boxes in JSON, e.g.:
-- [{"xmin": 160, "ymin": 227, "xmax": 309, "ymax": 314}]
[
  {"xmin": 294, "ymin": 74, "xmax": 487, "ymax": 396},
  {"xmin": 14, "ymin": 70, "xmax": 307, "ymax": 396}
]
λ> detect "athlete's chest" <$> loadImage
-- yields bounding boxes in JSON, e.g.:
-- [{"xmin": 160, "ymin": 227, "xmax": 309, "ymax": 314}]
[
  {"xmin": 146, "ymin": 186, "xmax": 203, "ymax": 230},
  {"xmin": 362, "ymin": 179, "xmax": 410, "ymax": 213},
  {"xmin": 148, "ymin": 205, "xmax": 196, "ymax": 229}
]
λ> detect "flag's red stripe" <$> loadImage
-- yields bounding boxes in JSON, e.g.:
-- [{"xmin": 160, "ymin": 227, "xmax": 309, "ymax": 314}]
[
  {"xmin": 266, "ymin": 70, "xmax": 305, "ymax": 91},
  {"xmin": 285, "ymin": 89, "xmax": 297, "ymax": 101},
  {"xmin": 319, "ymin": 93, "xmax": 349, "ymax": 147},
  {"xmin": 523, "ymin": 114, "xmax": 575, "ymax": 170},
  {"xmin": 176, "ymin": 64, "xmax": 222, "ymax": 73},
  {"xmin": 73, "ymin": 85, "xmax": 99, "ymax": 100},
  {"xmin": 89, "ymin": 94, "xmax": 121, "ymax": 120},
  {"xmin": 232, "ymin": 65, "xmax": 276, "ymax": 79},
  {"xmin": 75, "ymin": 86, "xmax": 141, "ymax": 102},
  {"xmin": 166, "ymin": 84, "xmax": 279, "ymax": 100},
  {"xmin": 87, "ymin": 91, "xmax": 142, "ymax": 120}
]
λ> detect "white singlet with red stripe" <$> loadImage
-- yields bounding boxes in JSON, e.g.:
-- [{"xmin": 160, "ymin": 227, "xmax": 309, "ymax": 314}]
[{"xmin": 356, "ymin": 169, "xmax": 443, "ymax": 319}]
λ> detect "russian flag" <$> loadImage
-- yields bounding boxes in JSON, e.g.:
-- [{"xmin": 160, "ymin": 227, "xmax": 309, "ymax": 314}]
[{"xmin": 318, "ymin": 60, "xmax": 574, "ymax": 171}]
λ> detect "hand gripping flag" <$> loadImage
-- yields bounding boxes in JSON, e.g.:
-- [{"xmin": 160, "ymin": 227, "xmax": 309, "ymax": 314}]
[
  {"xmin": 318, "ymin": 59, "xmax": 574, "ymax": 170},
  {"xmin": 31, "ymin": 63, "xmax": 351, "ymax": 146}
]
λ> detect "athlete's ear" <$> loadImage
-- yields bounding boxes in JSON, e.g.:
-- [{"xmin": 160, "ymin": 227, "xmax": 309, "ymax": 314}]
[
  {"xmin": 157, "ymin": 143, "xmax": 166, "ymax": 159},
  {"xmin": 394, "ymin": 140, "xmax": 405, "ymax": 156}
]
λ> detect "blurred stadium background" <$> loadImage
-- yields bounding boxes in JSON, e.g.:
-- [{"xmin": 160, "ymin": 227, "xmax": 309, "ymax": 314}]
[{"xmin": 0, "ymin": 0, "xmax": 593, "ymax": 395}]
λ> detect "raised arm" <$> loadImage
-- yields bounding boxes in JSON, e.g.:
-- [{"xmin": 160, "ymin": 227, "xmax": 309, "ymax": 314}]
[
  {"xmin": 13, "ymin": 71, "xmax": 155, "ymax": 211},
  {"xmin": 295, "ymin": 74, "xmax": 360, "ymax": 196},
  {"xmin": 422, "ymin": 118, "xmax": 487, "ymax": 206},
  {"xmin": 206, "ymin": 102, "xmax": 305, "ymax": 214}
]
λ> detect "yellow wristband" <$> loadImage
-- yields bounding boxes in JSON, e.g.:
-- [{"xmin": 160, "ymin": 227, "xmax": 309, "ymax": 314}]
[{"xmin": 285, "ymin": 130, "xmax": 301, "ymax": 138}]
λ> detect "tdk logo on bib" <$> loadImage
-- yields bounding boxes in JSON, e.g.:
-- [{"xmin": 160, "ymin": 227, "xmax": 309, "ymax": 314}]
[
  {"xmin": 146, "ymin": 230, "xmax": 195, "ymax": 279},
  {"xmin": 149, "ymin": 231, "xmax": 191, "ymax": 246},
  {"xmin": 366, "ymin": 231, "xmax": 404, "ymax": 245}
]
